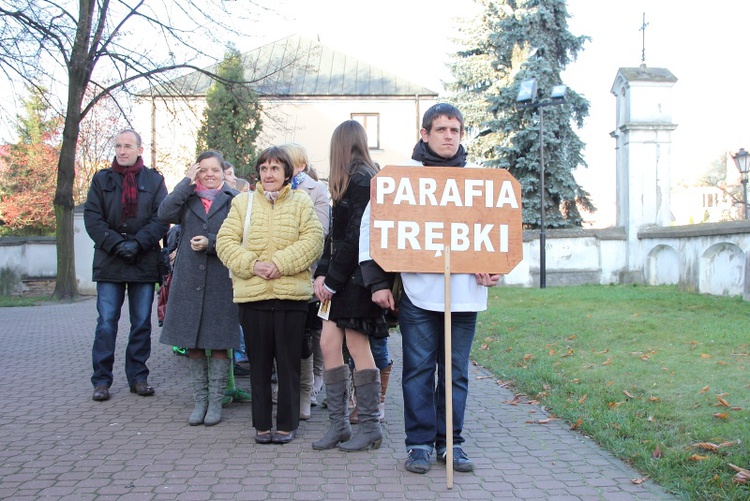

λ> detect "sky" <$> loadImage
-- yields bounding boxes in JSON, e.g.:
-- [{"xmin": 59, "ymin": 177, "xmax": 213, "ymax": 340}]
[{"xmin": 255, "ymin": 0, "xmax": 750, "ymax": 227}]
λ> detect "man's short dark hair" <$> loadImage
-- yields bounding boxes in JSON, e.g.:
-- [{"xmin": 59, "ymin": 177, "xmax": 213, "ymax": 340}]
[
  {"xmin": 117, "ymin": 129, "xmax": 142, "ymax": 147},
  {"xmin": 421, "ymin": 103, "xmax": 464, "ymax": 134}
]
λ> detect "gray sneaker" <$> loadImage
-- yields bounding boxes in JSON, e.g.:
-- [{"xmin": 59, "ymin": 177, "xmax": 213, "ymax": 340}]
[
  {"xmin": 437, "ymin": 446, "xmax": 475, "ymax": 472},
  {"xmin": 405, "ymin": 449, "xmax": 431, "ymax": 474}
]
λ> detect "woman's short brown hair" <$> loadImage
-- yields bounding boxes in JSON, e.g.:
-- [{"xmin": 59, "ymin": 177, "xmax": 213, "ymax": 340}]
[{"xmin": 254, "ymin": 146, "xmax": 295, "ymax": 186}]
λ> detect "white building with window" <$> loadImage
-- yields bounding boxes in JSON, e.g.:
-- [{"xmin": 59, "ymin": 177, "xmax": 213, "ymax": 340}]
[{"xmin": 133, "ymin": 35, "xmax": 438, "ymax": 190}]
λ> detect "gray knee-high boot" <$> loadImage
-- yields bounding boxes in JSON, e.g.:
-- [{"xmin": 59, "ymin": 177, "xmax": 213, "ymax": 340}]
[
  {"xmin": 338, "ymin": 369, "xmax": 383, "ymax": 452},
  {"xmin": 205, "ymin": 358, "xmax": 231, "ymax": 426},
  {"xmin": 188, "ymin": 356, "xmax": 209, "ymax": 426},
  {"xmin": 312, "ymin": 365, "xmax": 352, "ymax": 450}
]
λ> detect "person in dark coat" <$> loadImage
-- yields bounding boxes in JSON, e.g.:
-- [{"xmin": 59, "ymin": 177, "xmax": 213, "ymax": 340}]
[
  {"xmin": 84, "ymin": 129, "xmax": 169, "ymax": 402},
  {"xmin": 158, "ymin": 150, "xmax": 241, "ymax": 426},
  {"xmin": 312, "ymin": 120, "xmax": 388, "ymax": 452}
]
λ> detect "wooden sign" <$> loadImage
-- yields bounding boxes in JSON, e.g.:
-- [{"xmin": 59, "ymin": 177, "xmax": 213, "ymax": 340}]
[{"xmin": 369, "ymin": 165, "xmax": 523, "ymax": 274}]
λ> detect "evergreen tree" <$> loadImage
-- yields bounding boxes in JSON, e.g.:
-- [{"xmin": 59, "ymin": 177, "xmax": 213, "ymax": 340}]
[
  {"xmin": 0, "ymin": 87, "xmax": 61, "ymax": 235},
  {"xmin": 448, "ymin": 0, "xmax": 593, "ymax": 228},
  {"xmin": 196, "ymin": 47, "xmax": 262, "ymax": 185}
]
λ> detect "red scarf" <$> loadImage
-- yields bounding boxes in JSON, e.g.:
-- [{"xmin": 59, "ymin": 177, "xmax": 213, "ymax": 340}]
[{"xmin": 111, "ymin": 156, "xmax": 144, "ymax": 223}]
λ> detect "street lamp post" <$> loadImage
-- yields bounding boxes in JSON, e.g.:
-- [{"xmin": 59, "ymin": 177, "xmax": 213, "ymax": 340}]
[
  {"xmin": 732, "ymin": 148, "xmax": 750, "ymax": 220},
  {"xmin": 516, "ymin": 78, "xmax": 567, "ymax": 288}
]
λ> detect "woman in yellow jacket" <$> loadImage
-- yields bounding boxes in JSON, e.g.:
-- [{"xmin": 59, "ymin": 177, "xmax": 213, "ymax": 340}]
[{"xmin": 217, "ymin": 147, "xmax": 323, "ymax": 444}]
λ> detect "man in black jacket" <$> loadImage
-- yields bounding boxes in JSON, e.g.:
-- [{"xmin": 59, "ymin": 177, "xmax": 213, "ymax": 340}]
[{"xmin": 84, "ymin": 129, "xmax": 168, "ymax": 401}]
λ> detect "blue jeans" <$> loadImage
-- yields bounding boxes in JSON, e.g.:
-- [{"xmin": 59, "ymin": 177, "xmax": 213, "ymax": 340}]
[
  {"xmin": 399, "ymin": 293, "xmax": 477, "ymax": 454},
  {"xmin": 91, "ymin": 281, "xmax": 155, "ymax": 388}
]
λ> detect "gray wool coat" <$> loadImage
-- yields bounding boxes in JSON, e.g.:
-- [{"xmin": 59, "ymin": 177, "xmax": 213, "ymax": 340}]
[{"xmin": 157, "ymin": 178, "xmax": 241, "ymax": 350}]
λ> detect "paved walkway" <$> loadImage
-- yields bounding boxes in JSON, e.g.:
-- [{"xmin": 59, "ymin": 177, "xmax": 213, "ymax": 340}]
[{"xmin": 0, "ymin": 298, "xmax": 675, "ymax": 500}]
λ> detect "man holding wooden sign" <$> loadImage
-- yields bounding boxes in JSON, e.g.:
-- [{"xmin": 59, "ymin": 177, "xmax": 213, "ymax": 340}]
[{"xmin": 359, "ymin": 104, "xmax": 522, "ymax": 476}]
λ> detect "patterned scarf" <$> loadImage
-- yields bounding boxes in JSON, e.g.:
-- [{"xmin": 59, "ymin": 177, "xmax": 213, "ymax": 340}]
[
  {"xmin": 195, "ymin": 181, "xmax": 222, "ymax": 213},
  {"xmin": 111, "ymin": 156, "xmax": 144, "ymax": 223},
  {"xmin": 291, "ymin": 171, "xmax": 307, "ymax": 190},
  {"xmin": 411, "ymin": 139, "xmax": 467, "ymax": 167}
]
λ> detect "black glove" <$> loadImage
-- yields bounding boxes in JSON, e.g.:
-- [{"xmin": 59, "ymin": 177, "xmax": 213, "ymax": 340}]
[{"xmin": 115, "ymin": 240, "xmax": 141, "ymax": 263}]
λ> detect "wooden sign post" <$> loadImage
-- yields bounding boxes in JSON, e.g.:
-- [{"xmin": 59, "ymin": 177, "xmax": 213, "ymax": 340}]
[{"xmin": 370, "ymin": 166, "xmax": 523, "ymax": 489}]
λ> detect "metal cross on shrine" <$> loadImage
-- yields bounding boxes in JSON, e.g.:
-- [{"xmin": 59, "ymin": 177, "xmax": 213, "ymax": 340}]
[{"xmin": 639, "ymin": 12, "xmax": 649, "ymax": 63}]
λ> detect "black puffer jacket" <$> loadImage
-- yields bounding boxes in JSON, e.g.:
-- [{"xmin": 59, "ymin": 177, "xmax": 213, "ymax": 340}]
[{"xmin": 84, "ymin": 165, "xmax": 169, "ymax": 283}]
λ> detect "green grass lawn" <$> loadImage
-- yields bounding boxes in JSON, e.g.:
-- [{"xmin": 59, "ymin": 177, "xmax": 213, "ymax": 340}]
[
  {"xmin": 0, "ymin": 295, "xmax": 52, "ymax": 307},
  {"xmin": 474, "ymin": 285, "xmax": 750, "ymax": 500}
]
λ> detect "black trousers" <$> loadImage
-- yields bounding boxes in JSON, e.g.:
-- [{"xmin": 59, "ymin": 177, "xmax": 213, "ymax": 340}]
[{"xmin": 239, "ymin": 300, "xmax": 306, "ymax": 432}]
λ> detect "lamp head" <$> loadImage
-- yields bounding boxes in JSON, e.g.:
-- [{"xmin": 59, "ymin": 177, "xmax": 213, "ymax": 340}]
[
  {"xmin": 550, "ymin": 85, "xmax": 567, "ymax": 103},
  {"xmin": 516, "ymin": 78, "xmax": 538, "ymax": 105},
  {"xmin": 732, "ymin": 148, "xmax": 750, "ymax": 175}
]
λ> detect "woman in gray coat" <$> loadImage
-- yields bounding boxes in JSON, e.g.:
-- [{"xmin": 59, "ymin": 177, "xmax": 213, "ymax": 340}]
[{"xmin": 158, "ymin": 150, "xmax": 240, "ymax": 426}]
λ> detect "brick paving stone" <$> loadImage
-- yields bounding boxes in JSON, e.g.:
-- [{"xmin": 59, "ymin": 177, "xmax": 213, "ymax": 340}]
[{"xmin": 0, "ymin": 298, "xmax": 677, "ymax": 500}]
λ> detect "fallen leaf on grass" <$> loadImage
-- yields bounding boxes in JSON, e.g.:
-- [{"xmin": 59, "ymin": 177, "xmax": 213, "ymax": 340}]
[
  {"xmin": 601, "ymin": 357, "xmax": 613, "ymax": 366},
  {"xmin": 701, "ymin": 353, "xmax": 711, "ymax": 359},
  {"xmin": 570, "ymin": 418, "xmax": 583, "ymax": 430},
  {"xmin": 693, "ymin": 442, "xmax": 720, "ymax": 452},
  {"xmin": 568, "ymin": 335, "xmax": 577, "ymax": 340},
  {"xmin": 729, "ymin": 464, "xmax": 750, "ymax": 484},
  {"xmin": 713, "ymin": 413, "xmax": 729, "ymax": 419},
  {"xmin": 652, "ymin": 446, "xmax": 662, "ymax": 459},
  {"xmin": 631, "ymin": 475, "xmax": 650, "ymax": 484},
  {"xmin": 716, "ymin": 396, "xmax": 731, "ymax": 407},
  {"xmin": 608, "ymin": 401, "xmax": 623, "ymax": 409},
  {"xmin": 578, "ymin": 394, "xmax": 587, "ymax": 405},
  {"xmin": 624, "ymin": 390, "xmax": 635, "ymax": 399},
  {"xmin": 689, "ymin": 454, "xmax": 709, "ymax": 461},
  {"xmin": 648, "ymin": 396, "xmax": 661, "ymax": 402},
  {"xmin": 560, "ymin": 349, "xmax": 574, "ymax": 357},
  {"xmin": 480, "ymin": 343, "xmax": 490, "ymax": 350},
  {"xmin": 719, "ymin": 441, "xmax": 739, "ymax": 448},
  {"xmin": 592, "ymin": 348, "xmax": 609, "ymax": 354},
  {"xmin": 717, "ymin": 361, "xmax": 728, "ymax": 366},
  {"xmin": 549, "ymin": 349, "xmax": 555, "ymax": 356},
  {"xmin": 700, "ymin": 385, "xmax": 710, "ymax": 394}
]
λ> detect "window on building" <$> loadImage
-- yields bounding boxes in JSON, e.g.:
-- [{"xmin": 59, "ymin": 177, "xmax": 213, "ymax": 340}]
[
  {"xmin": 351, "ymin": 113, "xmax": 380, "ymax": 149},
  {"xmin": 703, "ymin": 193, "xmax": 718, "ymax": 208}
]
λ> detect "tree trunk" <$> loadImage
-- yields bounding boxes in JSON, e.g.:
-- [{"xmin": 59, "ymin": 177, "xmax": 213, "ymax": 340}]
[
  {"xmin": 52, "ymin": 117, "xmax": 82, "ymax": 300},
  {"xmin": 52, "ymin": 204, "xmax": 77, "ymax": 300},
  {"xmin": 51, "ymin": 0, "xmax": 95, "ymax": 301}
]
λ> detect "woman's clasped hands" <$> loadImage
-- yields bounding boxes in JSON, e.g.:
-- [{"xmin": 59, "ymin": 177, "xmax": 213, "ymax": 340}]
[{"xmin": 254, "ymin": 261, "xmax": 281, "ymax": 280}]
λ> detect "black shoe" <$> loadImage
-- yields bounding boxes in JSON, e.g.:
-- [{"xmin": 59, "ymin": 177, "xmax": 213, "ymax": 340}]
[
  {"xmin": 233, "ymin": 363, "xmax": 250, "ymax": 377},
  {"xmin": 92, "ymin": 386, "xmax": 110, "ymax": 401},
  {"xmin": 255, "ymin": 431, "xmax": 273, "ymax": 444},
  {"xmin": 272, "ymin": 430, "xmax": 297, "ymax": 444},
  {"xmin": 405, "ymin": 449, "xmax": 431, "ymax": 474},
  {"xmin": 437, "ymin": 446, "xmax": 475, "ymax": 472},
  {"xmin": 129, "ymin": 381, "xmax": 155, "ymax": 396}
]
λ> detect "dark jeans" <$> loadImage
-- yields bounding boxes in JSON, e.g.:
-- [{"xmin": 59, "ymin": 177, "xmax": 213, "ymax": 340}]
[
  {"xmin": 399, "ymin": 293, "xmax": 477, "ymax": 454},
  {"xmin": 91, "ymin": 281, "xmax": 155, "ymax": 388}
]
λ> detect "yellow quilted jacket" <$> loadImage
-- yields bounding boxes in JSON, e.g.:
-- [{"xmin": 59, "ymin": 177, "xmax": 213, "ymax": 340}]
[{"xmin": 216, "ymin": 184, "xmax": 324, "ymax": 303}]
